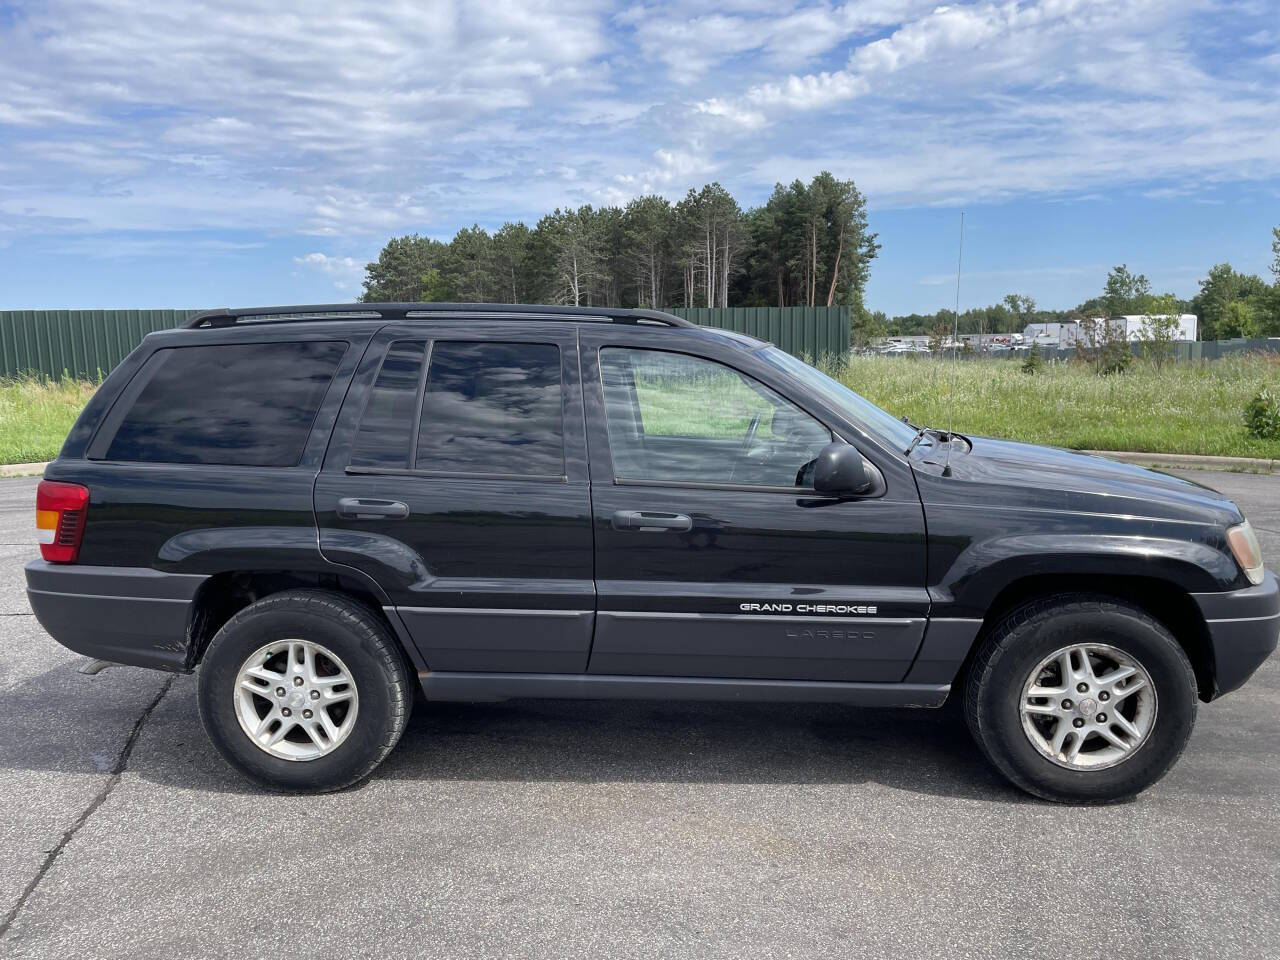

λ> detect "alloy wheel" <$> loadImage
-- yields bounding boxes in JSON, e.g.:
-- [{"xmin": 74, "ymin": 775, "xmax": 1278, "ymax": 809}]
[
  {"xmin": 234, "ymin": 639, "xmax": 359, "ymax": 761},
  {"xmin": 1020, "ymin": 642, "xmax": 1157, "ymax": 770}
]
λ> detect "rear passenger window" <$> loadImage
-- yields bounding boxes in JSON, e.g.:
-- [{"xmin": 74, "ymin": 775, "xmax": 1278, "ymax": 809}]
[
  {"xmin": 350, "ymin": 341, "xmax": 426, "ymax": 469},
  {"xmin": 415, "ymin": 342, "xmax": 563, "ymax": 477},
  {"xmin": 105, "ymin": 341, "xmax": 346, "ymax": 466}
]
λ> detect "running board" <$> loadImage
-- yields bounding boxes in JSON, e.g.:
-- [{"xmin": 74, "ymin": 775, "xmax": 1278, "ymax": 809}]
[{"xmin": 418, "ymin": 671, "xmax": 950, "ymax": 707}]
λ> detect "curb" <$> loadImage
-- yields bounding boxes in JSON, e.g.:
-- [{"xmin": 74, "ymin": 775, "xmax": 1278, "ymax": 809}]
[
  {"xmin": 0, "ymin": 461, "xmax": 49, "ymax": 478},
  {"xmin": 1082, "ymin": 451, "xmax": 1276, "ymax": 474}
]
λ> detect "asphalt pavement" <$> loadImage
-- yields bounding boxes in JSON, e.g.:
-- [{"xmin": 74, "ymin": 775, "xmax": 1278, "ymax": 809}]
[{"xmin": 0, "ymin": 470, "xmax": 1277, "ymax": 959}]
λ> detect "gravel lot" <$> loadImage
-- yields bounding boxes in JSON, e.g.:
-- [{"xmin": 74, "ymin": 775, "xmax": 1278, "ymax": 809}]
[{"xmin": 0, "ymin": 470, "xmax": 1277, "ymax": 959}]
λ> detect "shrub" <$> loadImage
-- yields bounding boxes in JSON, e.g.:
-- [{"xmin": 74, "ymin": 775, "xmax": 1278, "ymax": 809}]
[
  {"xmin": 1021, "ymin": 342, "xmax": 1044, "ymax": 374},
  {"xmin": 1097, "ymin": 338, "xmax": 1132, "ymax": 375},
  {"xmin": 1244, "ymin": 387, "xmax": 1280, "ymax": 440}
]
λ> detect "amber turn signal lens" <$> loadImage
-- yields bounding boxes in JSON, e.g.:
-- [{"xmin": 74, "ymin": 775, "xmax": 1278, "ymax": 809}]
[{"xmin": 1226, "ymin": 521, "xmax": 1265, "ymax": 587}]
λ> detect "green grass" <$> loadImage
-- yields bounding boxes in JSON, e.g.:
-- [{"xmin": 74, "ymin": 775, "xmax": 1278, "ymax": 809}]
[
  {"xmin": 0, "ymin": 376, "xmax": 99, "ymax": 464},
  {"xmin": 822, "ymin": 352, "xmax": 1280, "ymax": 459},
  {"xmin": 3, "ymin": 353, "xmax": 1280, "ymax": 464},
  {"xmin": 635, "ymin": 368, "xmax": 780, "ymax": 438}
]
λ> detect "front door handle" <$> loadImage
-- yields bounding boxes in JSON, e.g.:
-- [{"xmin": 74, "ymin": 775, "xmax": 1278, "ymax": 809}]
[
  {"xmin": 338, "ymin": 497, "xmax": 410, "ymax": 520},
  {"xmin": 612, "ymin": 510, "xmax": 692, "ymax": 532}
]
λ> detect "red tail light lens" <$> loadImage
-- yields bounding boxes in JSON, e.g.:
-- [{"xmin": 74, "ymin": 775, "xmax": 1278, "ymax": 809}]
[{"xmin": 36, "ymin": 481, "xmax": 89, "ymax": 563}]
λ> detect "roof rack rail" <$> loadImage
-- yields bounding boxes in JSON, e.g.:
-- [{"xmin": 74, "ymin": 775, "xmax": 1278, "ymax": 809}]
[{"xmin": 185, "ymin": 302, "xmax": 695, "ymax": 329}]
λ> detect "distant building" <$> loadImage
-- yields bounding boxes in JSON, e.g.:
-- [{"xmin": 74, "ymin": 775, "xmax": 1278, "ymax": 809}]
[
  {"xmin": 1023, "ymin": 321, "xmax": 1082, "ymax": 347},
  {"xmin": 1112, "ymin": 314, "xmax": 1198, "ymax": 342},
  {"xmin": 1023, "ymin": 315, "xmax": 1199, "ymax": 347}
]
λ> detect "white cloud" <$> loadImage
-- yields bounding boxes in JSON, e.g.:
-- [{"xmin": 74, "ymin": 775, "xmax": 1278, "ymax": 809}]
[
  {"xmin": 689, "ymin": 0, "xmax": 1280, "ymax": 204},
  {"xmin": 295, "ymin": 253, "xmax": 363, "ymax": 274},
  {"xmin": 0, "ymin": 0, "xmax": 1276, "ymax": 243},
  {"xmin": 0, "ymin": 0, "xmax": 617, "ymax": 235},
  {"xmin": 294, "ymin": 252, "xmax": 366, "ymax": 291},
  {"xmin": 622, "ymin": 1, "xmax": 936, "ymax": 82}
]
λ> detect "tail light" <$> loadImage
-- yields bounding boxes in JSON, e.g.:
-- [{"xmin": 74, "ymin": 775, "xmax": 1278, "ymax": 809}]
[{"xmin": 36, "ymin": 481, "xmax": 89, "ymax": 563}]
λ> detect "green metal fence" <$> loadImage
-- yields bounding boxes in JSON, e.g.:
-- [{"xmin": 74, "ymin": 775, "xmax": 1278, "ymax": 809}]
[
  {"xmin": 0, "ymin": 306, "xmax": 852, "ymax": 379},
  {"xmin": 0, "ymin": 309, "xmax": 199, "ymax": 379},
  {"xmin": 669, "ymin": 306, "xmax": 849, "ymax": 359}
]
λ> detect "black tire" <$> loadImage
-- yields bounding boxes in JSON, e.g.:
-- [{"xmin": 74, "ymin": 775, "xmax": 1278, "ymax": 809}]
[
  {"xmin": 965, "ymin": 594, "xmax": 1197, "ymax": 804},
  {"xmin": 197, "ymin": 589, "xmax": 412, "ymax": 792}
]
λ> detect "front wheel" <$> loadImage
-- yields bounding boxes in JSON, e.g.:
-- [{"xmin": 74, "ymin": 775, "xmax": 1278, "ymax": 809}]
[
  {"xmin": 197, "ymin": 590, "xmax": 412, "ymax": 791},
  {"xmin": 965, "ymin": 595, "xmax": 1197, "ymax": 803}
]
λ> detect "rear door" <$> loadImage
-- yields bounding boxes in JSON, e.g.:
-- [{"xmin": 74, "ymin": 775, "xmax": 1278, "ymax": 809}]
[
  {"xmin": 314, "ymin": 321, "xmax": 594, "ymax": 673},
  {"xmin": 579, "ymin": 327, "xmax": 930, "ymax": 682}
]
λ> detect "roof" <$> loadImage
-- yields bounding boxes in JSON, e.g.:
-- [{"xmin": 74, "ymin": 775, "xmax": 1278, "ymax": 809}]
[{"xmin": 186, "ymin": 302, "xmax": 695, "ymax": 330}]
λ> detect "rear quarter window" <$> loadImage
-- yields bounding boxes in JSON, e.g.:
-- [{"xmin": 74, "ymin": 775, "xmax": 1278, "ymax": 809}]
[
  {"xmin": 349, "ymin": 340, "xmax": 427, "ymax": 469},
  {"xmin": 101, "ymin": 340, "xmax": 347, "ymax": 466}
]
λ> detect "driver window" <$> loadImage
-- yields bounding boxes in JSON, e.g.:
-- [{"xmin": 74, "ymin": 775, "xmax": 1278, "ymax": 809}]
[{"xmin": 600, "ymin": 348, "xmax": 831, "ymax": 487}]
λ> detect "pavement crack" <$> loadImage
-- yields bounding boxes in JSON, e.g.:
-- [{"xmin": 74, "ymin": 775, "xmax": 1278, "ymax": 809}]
[
  {"xmin": 0, "ymin": 674, "xmax": 175, "ymax": 940},
  {"xmin": 0, "ymin": 612, "xmax": 34, "ymax": 617}
]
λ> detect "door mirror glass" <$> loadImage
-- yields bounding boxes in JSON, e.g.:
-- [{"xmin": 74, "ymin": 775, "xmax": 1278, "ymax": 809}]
[{"xmin": 813, "ymin": 442, "xmax": 875, "ymax": 497}]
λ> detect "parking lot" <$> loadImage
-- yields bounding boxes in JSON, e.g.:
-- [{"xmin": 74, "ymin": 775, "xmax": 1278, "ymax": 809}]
[{"xmin": 0, "ymin": 470, "xmax": 1277, "ymax": 959}]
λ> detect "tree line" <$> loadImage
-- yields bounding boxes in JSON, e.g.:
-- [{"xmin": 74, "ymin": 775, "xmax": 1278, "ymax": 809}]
[
  {"xmin": 361, "ymin": 172, "xmax": 879, "ymax": 314},
  {"xmin": 888, "ymin": 228, "xmax": 1280, "ymax": 342},
  {"xmin": 362, "ymin": 178, "xmax": 1279, "ymax": 346}
]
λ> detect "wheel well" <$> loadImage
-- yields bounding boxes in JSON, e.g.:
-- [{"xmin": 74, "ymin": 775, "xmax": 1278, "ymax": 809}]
[
  {"xmin": 184, "ymin": 571, "xmax": 411, "ymax": 670},
  {"xmin": 965, "ymin": 574, "xmax": 1216, "ymax": 701}
]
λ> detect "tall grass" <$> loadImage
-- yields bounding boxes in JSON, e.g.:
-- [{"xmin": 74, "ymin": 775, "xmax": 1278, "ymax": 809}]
[
  {"xmin": 821, "ymin": 352, "xmax": 1280, "ymax": 459},
  {"xmin": 634, "ymin": 366, "xmax": 778, "ymax": 438},
  {"xmin": 1, "ymin": 354, "xmax": 1278, "ymax": 465},
  {"xmin": 0, "ymin": 376, "xmax": 99, "ymax": 464}
]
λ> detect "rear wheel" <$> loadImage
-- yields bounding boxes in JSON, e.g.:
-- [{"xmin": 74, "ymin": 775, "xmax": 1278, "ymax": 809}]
[
  {"xmin": 198, "ymin": 590, "xmax": 411, "ymax": 791},
  {"xmin": 965, "ymin": 595, "xmax": 1197, "ymax": 803}
]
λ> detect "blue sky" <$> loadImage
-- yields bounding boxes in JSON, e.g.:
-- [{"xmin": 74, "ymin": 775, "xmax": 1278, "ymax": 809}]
[{"xmin": 0, "ymin": 0, "xmax": 1277, "ymax": 317}]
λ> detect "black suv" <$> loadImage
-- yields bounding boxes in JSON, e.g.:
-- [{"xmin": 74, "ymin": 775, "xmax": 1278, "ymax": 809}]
[{"xmin": 26, "ymin": 303, "xmax": 1278, "ymax": 801}]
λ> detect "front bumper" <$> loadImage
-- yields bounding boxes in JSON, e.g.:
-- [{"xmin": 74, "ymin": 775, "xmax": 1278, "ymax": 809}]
[
  {"xmin": 25, "ymin": 560, "xmax": 207, "ymax": 672},
  {"xmin": 1192, "ymin": 570, "xmax": 1280, "ymax": 698}
]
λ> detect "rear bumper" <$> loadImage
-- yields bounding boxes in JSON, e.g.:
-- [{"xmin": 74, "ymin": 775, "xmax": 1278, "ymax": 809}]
[
  {"xmin": 1193, "ymin": 570, "xmax": 1280, "ymax": 699},
  {"xmin": 25, "ymin": 560, "xmax": 206, "ymax": 671}
]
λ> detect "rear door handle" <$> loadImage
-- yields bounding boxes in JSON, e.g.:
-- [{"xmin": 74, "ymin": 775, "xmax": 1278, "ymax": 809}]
[
  {"xmin": 338, "ymin": 497, "xmax": 410, "ymax": 520},
  {"xmin": 612, "ymin": 510, "xmax": 692, "ymax": 532}
]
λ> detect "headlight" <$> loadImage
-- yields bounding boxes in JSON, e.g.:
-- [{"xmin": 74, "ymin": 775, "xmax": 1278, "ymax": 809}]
[{"xmin": 1226, "ymin": 521, "xmax": 1265, "ymax": 586}]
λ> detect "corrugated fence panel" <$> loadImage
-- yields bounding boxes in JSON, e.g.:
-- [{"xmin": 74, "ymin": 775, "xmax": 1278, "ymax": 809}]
[
  {"xmin": 667, "ymin": 306, "xmax": 850, "ymax": 359},
  {"xmin": 0, "ymin": 309, "xmax": 199, "ymax": 378},
  {"xmin": 2, "ymin": 305, "xmax": 845, "ymax": 377}
]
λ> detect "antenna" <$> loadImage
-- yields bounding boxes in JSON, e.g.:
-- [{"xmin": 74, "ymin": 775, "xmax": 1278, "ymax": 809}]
[{"xmin": 942, "ymin": 211, "xmax": 965, "ymax": 478}]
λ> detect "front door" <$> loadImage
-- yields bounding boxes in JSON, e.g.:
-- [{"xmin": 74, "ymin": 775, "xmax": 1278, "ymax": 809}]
[
  {"xmin": 314, "ymin": 321, "xmax": 594, "ymax": 673},
  {"xmin": 579, "ymin": 328, "xmax": 929, "ymax": 682}
]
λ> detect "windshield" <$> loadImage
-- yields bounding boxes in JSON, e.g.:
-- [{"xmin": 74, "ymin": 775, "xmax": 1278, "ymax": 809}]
[{"xmin": 758, "ymin": 347, "xmax": 919, "ymax": 451}]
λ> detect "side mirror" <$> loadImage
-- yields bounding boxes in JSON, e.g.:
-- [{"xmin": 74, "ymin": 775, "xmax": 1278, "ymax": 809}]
[{"xmin": 813, "ymin": 442, "xmax": 875, "ymax": 497}]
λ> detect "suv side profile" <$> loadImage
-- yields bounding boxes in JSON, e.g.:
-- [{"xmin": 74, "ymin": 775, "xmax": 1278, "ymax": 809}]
[{"xmin": 26, "ymin": 303, "xmax": 1278, "ymax": 802}]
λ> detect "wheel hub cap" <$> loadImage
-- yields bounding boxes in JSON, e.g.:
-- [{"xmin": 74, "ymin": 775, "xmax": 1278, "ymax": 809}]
[
  {"xmin": 234, "ymin": 639, "xmax": 359, "ymax": 762},
  {"xmin": 1020, "ymin": 642, "xmax": 1157, "ymax": 771}
]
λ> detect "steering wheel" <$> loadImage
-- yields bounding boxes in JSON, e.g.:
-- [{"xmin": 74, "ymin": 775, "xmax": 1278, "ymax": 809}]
[{"xmin": 729, "ymin": 412, "xmax": 762, "ymax": 482}]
